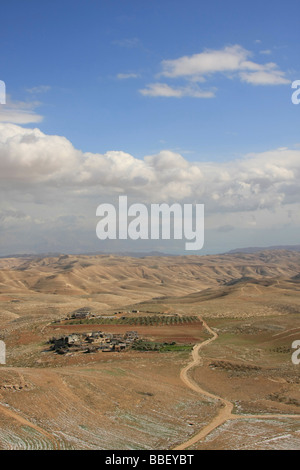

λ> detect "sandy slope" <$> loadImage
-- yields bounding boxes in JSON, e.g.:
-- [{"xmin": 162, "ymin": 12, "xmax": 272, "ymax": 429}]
[{"xmin": 0, "ymin": 250, "xmax": 300, "ymax": 450}]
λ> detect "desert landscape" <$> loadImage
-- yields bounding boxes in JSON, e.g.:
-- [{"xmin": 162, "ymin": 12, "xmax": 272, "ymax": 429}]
[
  {"xmin": 0, "ymin": 249, "xmax": 299, "ymax": 450},
  {"xmin": 1, "ymin": 0, "xmax": 300, "ymax": 455}
]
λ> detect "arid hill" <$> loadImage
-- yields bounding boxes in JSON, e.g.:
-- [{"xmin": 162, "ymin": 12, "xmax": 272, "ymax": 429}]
[
  {"xmin": 0, "ymin": 250, "xmax": 299, "ymax": 450},
  {"xmin": 1, "ymin": 249, "xmax": 300, "ymax": 297},
  {"xmin": 0, "ymin": 249, "xmax": 299, "ymax": 326}
]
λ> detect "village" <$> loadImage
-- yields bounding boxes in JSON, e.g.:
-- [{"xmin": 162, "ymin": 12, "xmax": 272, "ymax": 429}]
[
  {"xmin": 48, "ymin": 330, "xmax": 139, "ymax": 355},
  {"xmin": 47, "ymin": 308, "xmax": 193, "ymax": 356}
]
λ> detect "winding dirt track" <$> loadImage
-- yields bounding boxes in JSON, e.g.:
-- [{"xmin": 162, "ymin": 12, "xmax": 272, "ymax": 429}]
[
  {"xmin": 0, "ymin": 317, "xmax": 299, "ymax": 450},
  {"xmin": 174, "ymin": 317, "xmax": 300, "ymax": 450}
]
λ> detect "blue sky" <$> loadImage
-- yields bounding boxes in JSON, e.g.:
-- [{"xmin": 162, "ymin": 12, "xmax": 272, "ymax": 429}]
[
  {"xmin": 0, "ymin": 0, "xmax": 300, "ymax": 255},
  {"xmin": 2, "ymin": 0, "xmax": 299, "ymax": 157}
]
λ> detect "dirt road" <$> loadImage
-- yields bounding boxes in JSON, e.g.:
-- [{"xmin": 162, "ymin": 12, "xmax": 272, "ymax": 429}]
[
  {"xmin": 174, "ymin": 317, "xmax": 300, "ymax": 450},
  {"xmin": 173, "ymin": 318, "xmax": 233, "ymax": 450}
]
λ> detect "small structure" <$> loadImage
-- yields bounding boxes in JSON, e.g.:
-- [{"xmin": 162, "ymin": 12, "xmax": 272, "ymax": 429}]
[
  {"xmin": 48, "ymin": 330, "xmax": 139, "ymax": 355},
  {"xmin": 66, "ymin": 308, "xmax": 95, "ymax": 321}
]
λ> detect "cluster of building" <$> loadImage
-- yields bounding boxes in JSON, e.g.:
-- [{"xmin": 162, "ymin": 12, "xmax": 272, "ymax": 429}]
[
  {"xmin": 65, "ymin": 309, "xmax": 94, "ymax": 320},
  {"xmin": 48, "ymin": 330, "xmax": 139, "ymax": 355}
]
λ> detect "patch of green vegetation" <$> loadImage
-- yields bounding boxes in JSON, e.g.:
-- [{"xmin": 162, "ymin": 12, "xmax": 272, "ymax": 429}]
[
  {"xmin": 137, "ymin": 391, "xmax": 154, "ymax": 396},
  {"xmin": 131, "ymin": 339, "xmax": 192, "ymax": 353},
  {"xmin": 216, "ymin": 332, "xmax": 257, "ymax": 347},
  {"xmin": 131, "ymin": 339, "xmax": 161, "ymax": 351},
  {"xmin": 159, "ymin": 344, "xmax": 193, "ymax": 352},
  {"xmin": 102, "ymin": 368, "xmax": 127, "ymax": 376}
]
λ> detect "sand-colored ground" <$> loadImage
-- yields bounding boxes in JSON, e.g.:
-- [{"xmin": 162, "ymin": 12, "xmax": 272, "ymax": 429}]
[
  {"xmin": 174, "ymin": 317, "xmax": 300, "ymax": 450},
  {"xmin": 0, "ymin": 251, "xmax": 299, "ymax": 449}
]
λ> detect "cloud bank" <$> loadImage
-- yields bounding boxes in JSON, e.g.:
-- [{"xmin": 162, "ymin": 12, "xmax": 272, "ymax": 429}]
[
  {"xmin": 0, "ymin": 123, "xmax": 299, "ymax": 212},
  {"xmin": 0, "ymin": 122, "xmax": 299, "ymax": 254}
]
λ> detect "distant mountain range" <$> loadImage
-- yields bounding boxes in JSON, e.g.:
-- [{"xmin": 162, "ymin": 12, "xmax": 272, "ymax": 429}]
[
  {"xmin": 1, "ymin": 245, "xmax": 300, "ymax": 259},
  {"xmin": 0, "ymin": 250, "xmax": 174, "ymax": 259},
  {"xmin": 226, "ymin": 245, "xmax": 300, "ymax": 254}
]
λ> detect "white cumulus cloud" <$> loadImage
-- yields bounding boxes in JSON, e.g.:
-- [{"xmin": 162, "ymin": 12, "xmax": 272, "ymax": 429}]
[
  {"xmin": 0, "ymin": 123, "xmax": 300, "ymax": 254},
  {"xmin": 0, "ymin": 123, "xmax": 299, "ymax": 213},
  {"xmin": 141, "ymin": 45, "xmax": 290, "ymax": 98},
  {"xmin": 139, "ymin": 83, "xmax": 215, "ymax": 98}
]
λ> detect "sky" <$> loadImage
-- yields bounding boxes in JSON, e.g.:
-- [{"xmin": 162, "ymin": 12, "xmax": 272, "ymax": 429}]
[{"xmin": 0, "ymin": 0, "xmax": 300, "ymax": 255}]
